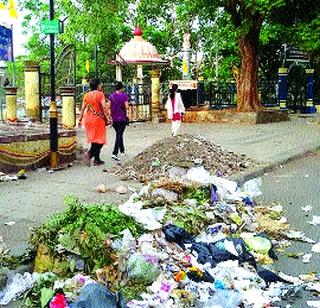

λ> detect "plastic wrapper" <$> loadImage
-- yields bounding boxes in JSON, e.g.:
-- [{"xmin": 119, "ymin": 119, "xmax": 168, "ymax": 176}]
[
  {"xmin": 127, "ymin": 254, "xmax": 160, "ymax": 285},
  {"xmin": 200, "ymin": 289, "xmax": 243, "ymax": 308},
  {"xmin": 186, "ymin": 167, "xmax": 211, "ymax": 184},
  {"xmin": 0, "ymin": 272, "xmax": 38, "ymax": 305},
  {"xmin": 119, "ymin": 193, "xmax": 165, "ymax": 230}
]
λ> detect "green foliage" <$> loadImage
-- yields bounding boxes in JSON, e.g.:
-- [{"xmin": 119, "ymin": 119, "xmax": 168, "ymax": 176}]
[
  {"xmin": 18, "ymin": 0, "xmax": 320, "ymax": 86},
  {"xmin": 24, "ymin": 273, "xmax": 57, "ymax": 307},
  {"xmin": 30, "ymin": 195, "xmax": 144, "ymax": 272}
]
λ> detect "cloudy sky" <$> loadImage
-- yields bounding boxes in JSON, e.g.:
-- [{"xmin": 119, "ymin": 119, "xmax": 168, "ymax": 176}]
[{"xmin": 0, "ymin": 7, "xmax": 28, "ymax": 57}]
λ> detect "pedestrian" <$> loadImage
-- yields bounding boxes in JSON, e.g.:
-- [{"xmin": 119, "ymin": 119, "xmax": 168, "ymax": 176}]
[
  {"xmin": 78, "ymin": 78, "xmax": 111, "ymax": 166},
  {"xmin": 109, "ymin": 81, "xmax": 129, "ymax": 161},
  {"xmin": 165, "ymin": 84, "xmax": 185, "ymax": 136}
]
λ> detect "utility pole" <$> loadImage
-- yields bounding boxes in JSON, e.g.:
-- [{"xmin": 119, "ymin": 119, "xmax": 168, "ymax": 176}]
[{"xmin": 49, "ymin": 0, "xmax": 58, "ymax": 168}]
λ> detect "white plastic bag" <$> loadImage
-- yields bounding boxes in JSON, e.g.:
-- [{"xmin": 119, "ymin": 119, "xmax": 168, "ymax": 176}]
[{"xmin": 0, "ymin": 272, "xmax": 37, "ymax": 305}]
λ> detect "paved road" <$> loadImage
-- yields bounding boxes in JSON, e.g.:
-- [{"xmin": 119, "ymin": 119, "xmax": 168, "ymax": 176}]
[{"xmin": 258, "ymin": 152, "xmax": 320, "ymax": 307}]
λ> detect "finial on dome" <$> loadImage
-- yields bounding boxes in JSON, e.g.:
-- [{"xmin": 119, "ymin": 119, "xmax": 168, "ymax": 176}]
[{"xmin": 134, "ymin": 27, "xmax": 143, "ymax": 36}]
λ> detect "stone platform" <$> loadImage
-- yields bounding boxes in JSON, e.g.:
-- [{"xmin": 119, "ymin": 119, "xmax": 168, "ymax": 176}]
[
  {"xmin": 0, "ymin": 122, "xmax": 76, "ymax": 173},
  {"xmin": 161, "ymin": 107, "xmax": 290, "ymax": 124}
]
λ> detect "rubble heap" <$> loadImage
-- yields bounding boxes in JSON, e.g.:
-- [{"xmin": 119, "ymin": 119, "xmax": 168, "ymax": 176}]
[{"xmin": 112, "ymin": 134, "xmax": 256, "ymax": 182}]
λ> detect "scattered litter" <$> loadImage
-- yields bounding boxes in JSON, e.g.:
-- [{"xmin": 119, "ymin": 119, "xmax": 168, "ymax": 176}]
[
  {"xmin": 301, "ymin": 205, "xmax": 313, "ymax": 212},
  {"xmin": 0, "ymin": 272, "xmax": 37, "ymax": 305},
  {"xmin": 4, "ymin": 221, "xmax": 16, "ymax": 226},
  {"xmin": 115, "ymin": 185, "xmax": 128, "ymax": 194},
  {"xmin": 2, "ymin": 160, "xmax": 317, "ymax": 307},
  {"xmin": 312, "ymin": 242, "xmax": 320, "ymax": 253},
  {"xmin": 96, "ymin": 184, "xmax": 109, "ymax": 193},
  {"xmin": 308, "ymin": 216, "xmax": 320, "ymax": 226},
  {"xmin": 307, "ymin": 301, "xmax": 320, "ymax": 308},
  {"xmin": 286, "ymin": 230, "xmax": 315, "ymax": 243},
  {"xmin": 302, "ymin": 253, "xmax": 313, "ymax": 263}
]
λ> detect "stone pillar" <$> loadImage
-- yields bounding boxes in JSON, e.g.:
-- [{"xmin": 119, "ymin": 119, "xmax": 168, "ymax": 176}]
[
  {"xmin": 25, "ymin": 61, "xmax": 40, "ymax": 120},
  {"xmin": 151, "ymin": 69, "xmax": 160, "ymax": 123},
  {"xmin": 137, "ymin": 65, "xmax": 143, "ymax": 105},
  {"xmin": 182, "ymin": 49, "xmax": 192, "ymax": 80},
  {"xmin": 5, "ymin": 86, "xmax": 18, "ymax": 122},
  {"xmin": 305, "ymin": 69, "xmax": 317, "ymax": 113},
  {"xmin": 116, "ymin": 65, "xmax": 122, "ymax": 82},
  {"xmin": 60, "ymin": 86, "xmax": 76, "ymax": 128},
  {"xmin": 278, "ymin": 68, "xmax": 288, "ymax": 109},
  {"xmin": 197, "ymin": 77, "xmax": 205, "ymax": 106}
]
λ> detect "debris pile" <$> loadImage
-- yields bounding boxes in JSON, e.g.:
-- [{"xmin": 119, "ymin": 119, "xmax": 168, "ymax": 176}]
[
  {"xmin": 112, "ymin": 134, "xmax": 256, "ymax": 182},
  {"xmin": 1, "ymin": 166, "xmax": 319, "ymax": 307}
]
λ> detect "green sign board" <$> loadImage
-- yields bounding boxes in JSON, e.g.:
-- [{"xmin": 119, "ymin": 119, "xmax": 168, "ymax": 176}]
[{"xmin": 40, "ymin": 19, "xmax": 61, "ymax": 35}]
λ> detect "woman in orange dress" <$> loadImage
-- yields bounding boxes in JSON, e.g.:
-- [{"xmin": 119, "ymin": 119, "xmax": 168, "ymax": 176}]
[{"xmin": 78, "ymin": 78, "xmax": 111, "ymax": 166}]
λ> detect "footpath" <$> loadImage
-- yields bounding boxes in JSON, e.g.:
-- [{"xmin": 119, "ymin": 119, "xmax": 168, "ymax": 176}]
[{"xmin": 1, "ymin": 115, "xmax": 320, "ymax": 254}]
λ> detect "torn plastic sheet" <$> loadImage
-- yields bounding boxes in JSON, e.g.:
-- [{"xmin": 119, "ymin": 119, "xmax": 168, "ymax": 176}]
[
  {"xmin": 242, "ymin": 177, "xmax": 262, "ymax": 198},
  {"xmin": 308, "ymin": 216, "xmax": 320, "ymax": 226},
  {"xmin": 301, "ymin": 205, "xmax": 313, "ymax": 212},
  {"xmin": 306, "ymin": 282, "xmax": 320, "ymax": 293},
  {"xmin": 119, "ymin": 193, "xmax": 166, "ymax": 230},
  {"xmin": 307, "ymin": 301, "xmax": 320, "ymax": 308},
  {"xmin": 186, "ymin": 166, "xmax": 211, "ymax": 184},
  {"xmin": 311, "ymin": 242, "xmax": 320, "ymax": 253},
  {"xmin": 302, "ymin": 253, "xmax": 313, "ymax": 263},
  {"xmin": 0, "ymin": 272, "xmax": 39, "ymax": 305},
  {"xmin": 285, "ymin": 230, "xmax": 315, "ymax": 243}
]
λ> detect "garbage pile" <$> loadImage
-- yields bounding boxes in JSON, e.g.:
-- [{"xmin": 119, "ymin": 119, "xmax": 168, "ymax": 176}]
[
  {"xmin": 112, "ymin": 134, "xmax": 256, "ymax": 182},
  {"xmin": 1, "ymin": 167, "xmax": 320, "ymax": 307}
]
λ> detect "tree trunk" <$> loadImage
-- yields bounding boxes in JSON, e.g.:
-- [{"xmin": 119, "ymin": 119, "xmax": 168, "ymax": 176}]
[{"xmin": 237, "ymin": 31, "xmax": 261, "ymax": 112}]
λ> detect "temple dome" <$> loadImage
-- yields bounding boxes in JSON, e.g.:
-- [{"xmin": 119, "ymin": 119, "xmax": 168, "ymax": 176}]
[{"xmin": 117, "ymin": 27, "xmax": 167, "ymax": 64}]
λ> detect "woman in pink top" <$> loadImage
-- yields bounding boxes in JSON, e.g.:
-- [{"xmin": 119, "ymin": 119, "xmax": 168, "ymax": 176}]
[{"xmin": 165, "ymin": 84, "xmax": 185, "ymax": 136}]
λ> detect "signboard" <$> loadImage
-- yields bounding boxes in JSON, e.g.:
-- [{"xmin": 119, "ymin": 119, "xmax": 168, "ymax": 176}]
[
  {"xmin": 40, "ymin": 19, "xmax": 61, "ymax": 34},
  {"xmin": 0, "ymin": 25, "xmax": 13, "ymax": 62},
  {"xmin": 169, "ymin": 80, "xmax": 198, "ymax": 90}
]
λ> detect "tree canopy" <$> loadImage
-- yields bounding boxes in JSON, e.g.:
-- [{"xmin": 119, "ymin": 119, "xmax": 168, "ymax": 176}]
[{"xmin": 15, "ymin": 0, "xmax": 320, "ymax": 110}]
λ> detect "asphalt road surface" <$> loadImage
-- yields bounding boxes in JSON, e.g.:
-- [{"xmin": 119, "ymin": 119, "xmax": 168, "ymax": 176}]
[{"xmin": 258, "ymin": 152, "xmax": 320, "ymax": 307}]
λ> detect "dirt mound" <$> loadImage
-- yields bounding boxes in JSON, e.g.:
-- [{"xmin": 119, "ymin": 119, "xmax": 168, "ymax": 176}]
[{"xmin": 113, "ymin": 134, "xmax": 256, "ymax": 182}]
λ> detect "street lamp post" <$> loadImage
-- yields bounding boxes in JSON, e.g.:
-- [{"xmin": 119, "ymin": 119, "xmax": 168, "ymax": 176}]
[{"xmin": 49, "ymin": 0, "xmax": 58, "ymax": 168}]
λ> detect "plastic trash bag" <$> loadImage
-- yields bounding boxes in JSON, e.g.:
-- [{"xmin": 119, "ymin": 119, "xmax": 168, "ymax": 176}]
[
  {"xmin": 242, "ymin": 177, "xmax": 262, "ymax": 198},
  {"xmin": 119, "ymin": 193, "xmax": 164, "ymax": 230},
  {"xmin": 151, "ymin": 188, "xmax": 178, "ymax": 202},
  {"xmin": 163, "ymin": 224, "xmax": 194, "ymax": 248},
  {"xmin": 127, "ymin": 254, "xmax": 160, "ymax": 285},
  {"xmin": 209, "ymin": 176, "xmax": 238, "ymax": 200},
  {"xmin": 0, "ymin": 272, "xmax": 37, "ymax": 305},
  {"xmin": 74, "ymin": 283, "xmax": 125, "ymax": 308},
  {"xmin": 242, "ymin": 234, "xmax": 272, "ymax": 254},
  {"xmin": 186, "ymin": 167, "xmax": 211, "ymax": 184},
  {"xmin": 200, "ymin": 289, "xmax": 243, "ymax": 308}
]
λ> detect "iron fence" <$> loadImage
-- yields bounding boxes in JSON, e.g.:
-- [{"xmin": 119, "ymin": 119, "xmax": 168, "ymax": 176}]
[{"xmin": 76, "ymin": 82, "xmax": 151, "ymax": 123}]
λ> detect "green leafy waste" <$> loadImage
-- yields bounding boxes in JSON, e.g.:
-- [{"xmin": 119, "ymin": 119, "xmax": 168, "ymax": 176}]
[{"xmin": 30, "ymin": 195, "xmax": 144, "ymax": 272}]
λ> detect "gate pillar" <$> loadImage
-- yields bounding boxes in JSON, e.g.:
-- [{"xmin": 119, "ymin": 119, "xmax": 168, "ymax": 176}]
[
  {"xmin": 151, "ymin": 69, "xmax": 160, "ymax": 123},
  {"xmin": 25, "ymin": 61, "xmax": 40, "ymax": 120},
  {"xmin": 5, "ymin": 86, "xmax": 18, "ymax": 122},
  {"xmin": 60, "ymin": 86, "xmax": 76, "ymax": 128},
  {"xmin": 278, "ymin": 68, "xmax": 288, "ymax": 109},
  {"xmin": 304, "ymin": 69, "xmax": 317, "ymax": 113}
]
